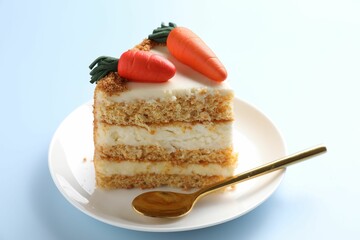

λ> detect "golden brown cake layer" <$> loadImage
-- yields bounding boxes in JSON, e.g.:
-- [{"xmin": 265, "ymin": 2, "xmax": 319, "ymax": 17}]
[
  {"xmin": 95, "ymin": 172, "xmax": 225, "ymax": 189},
  {"xmin": 96, "ymin": 145, "xmax": 237, "ymax": 164},
  {"xmin": 94, "ymin": 74, "xmax": 234, "ymax": 126},
  {"xmin": 94, "ymin": 95, "xmax": 233, "ymax": 126}
]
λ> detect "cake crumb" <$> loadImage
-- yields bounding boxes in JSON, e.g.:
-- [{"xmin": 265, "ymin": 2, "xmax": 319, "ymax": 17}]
[
  {"xmin": 133, "ymin": 39, "xmax": 165, "ymax": 51},
  {"xmin": 96, "ymin": 72, "xmax": 128, "ymax": 95}
]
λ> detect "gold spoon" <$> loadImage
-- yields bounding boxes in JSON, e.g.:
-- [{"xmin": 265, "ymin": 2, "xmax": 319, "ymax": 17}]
[{"xmin": 132, "ymin": 145, "xmax": 327, "ymax": 218}]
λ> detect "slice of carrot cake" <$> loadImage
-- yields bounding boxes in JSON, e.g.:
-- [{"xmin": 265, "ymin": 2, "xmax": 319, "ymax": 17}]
[{"xmin": 90, "ymin": 23, "xmax": 237, "ymax": 189}]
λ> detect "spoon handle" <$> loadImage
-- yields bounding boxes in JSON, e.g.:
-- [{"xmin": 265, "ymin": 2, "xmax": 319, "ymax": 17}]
[{"xmin": 195, "ymin": 145, "xmax": 327, "ymax": 197}]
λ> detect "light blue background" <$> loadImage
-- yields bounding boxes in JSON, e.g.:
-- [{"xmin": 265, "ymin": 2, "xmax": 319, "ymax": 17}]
[{"xmin": 1, "ymin": 0, "xmax": 359, "ymax": 239}]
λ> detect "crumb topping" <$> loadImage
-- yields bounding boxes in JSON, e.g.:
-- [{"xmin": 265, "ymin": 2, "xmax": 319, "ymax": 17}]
[
  {"xmin": 96, "ymin": 72, "xmax": 128, "ymax": 95},
  {"xmin": 133, "ymin": 39, "xmax": 165, "ymax": 51}
]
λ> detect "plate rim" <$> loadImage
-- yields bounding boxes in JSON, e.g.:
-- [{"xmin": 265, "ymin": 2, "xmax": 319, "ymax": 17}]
[{"xmin": 48, "ymin": 97, "xmax": 286, "ymax": 232}]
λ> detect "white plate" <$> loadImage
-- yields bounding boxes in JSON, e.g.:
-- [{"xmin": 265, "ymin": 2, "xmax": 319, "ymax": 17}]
[{"xmin": 48, "ymin": 97, "xmax": 286, "ymax": 232}]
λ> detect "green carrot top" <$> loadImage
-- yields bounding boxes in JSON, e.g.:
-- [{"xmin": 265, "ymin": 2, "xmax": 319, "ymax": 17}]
[
  {"xmin": 89, "ymin": 56, "xmax": 119, "ymax": 84},
  {"xmin": 148, "ymin": 22, "xmax": 177, "ymax": 43}
]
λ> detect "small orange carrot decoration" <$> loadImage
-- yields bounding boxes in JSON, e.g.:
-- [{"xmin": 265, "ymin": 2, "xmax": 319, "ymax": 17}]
[
  {"xmin": 89, "ymin": 50, "xmax": 176, "ymax": 84},
  {"xmin": 149, "ymin": 22, "xmax": 227, "ymax": 82}
]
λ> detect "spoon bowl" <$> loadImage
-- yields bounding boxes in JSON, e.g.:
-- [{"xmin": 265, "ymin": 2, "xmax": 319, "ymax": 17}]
[
  {"xmin": 132, "ymin": 145, "xmax": 327, "ymax": 218},
  {"xmin": 133, "ymin": 191, "xmax": 196, "ymax": 218}
]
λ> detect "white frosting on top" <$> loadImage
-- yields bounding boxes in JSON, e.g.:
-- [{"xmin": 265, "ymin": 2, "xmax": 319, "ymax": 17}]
[{"xmin": 106, "ymin": 47, "xmax": 232, "ymax": 102}]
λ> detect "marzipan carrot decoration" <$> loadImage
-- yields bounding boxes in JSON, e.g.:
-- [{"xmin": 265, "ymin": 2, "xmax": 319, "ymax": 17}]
[
  {"xmin": 148, "ymin": 22, "xmax": 227, "ymax": 82},
  {"xmin": 89, "ymin": 50, "xmax": 176, "ymax": 84}
]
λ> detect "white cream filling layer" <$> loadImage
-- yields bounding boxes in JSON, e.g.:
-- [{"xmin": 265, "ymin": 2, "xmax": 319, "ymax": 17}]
[
  {"xmin": 96, "ymin": 122, "xmax": 232, "ymax": 152},
  {"xmin": 96, "ymin": 159, "xmax": 235, "ymax": 177}
]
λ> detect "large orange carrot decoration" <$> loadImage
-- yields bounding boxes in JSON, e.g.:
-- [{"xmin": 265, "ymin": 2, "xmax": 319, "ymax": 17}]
[
  {"xmin": 89, "ymin": 50, "xmax": 176, "ymax": 83},
  {"xmin": 149, "ymin": 22, "xmax": 227, "ymax": 82}
]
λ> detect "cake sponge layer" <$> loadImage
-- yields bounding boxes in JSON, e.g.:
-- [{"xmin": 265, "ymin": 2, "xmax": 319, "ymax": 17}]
[
  {"xmin": 94, "ymin": 74, "xmax": 234, "ymax": 126},
  {"xmin": 95, "ymin": 172, "xmax": 226, "ymax": 189},
  {"xmin": 96, "ymin": 145, "xmax": 236, "ymax": 164}
]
